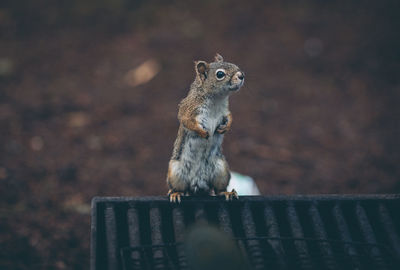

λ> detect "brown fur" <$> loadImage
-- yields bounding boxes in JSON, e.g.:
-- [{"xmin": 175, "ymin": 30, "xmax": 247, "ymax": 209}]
[{"xmin": 178, "ymin": 107, "xmax": 209, "ymax": 138}]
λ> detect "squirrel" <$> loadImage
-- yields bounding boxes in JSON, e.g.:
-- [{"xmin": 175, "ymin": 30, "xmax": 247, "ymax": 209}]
[{"xmin": 167, "ymin": 53, "xmax": 245, "ymax": 203}]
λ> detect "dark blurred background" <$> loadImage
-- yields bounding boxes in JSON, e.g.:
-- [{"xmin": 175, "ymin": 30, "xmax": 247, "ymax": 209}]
[{"xmin": 0, "ymin": 0, "xmax": 399, "ymax": 269}]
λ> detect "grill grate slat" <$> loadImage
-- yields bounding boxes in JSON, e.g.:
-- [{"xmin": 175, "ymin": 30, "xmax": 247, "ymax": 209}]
[
  {"xmin": 127, "ymin": 208, "xmax": 141, "ymax": 247},
  {"xmin": 149, "ymin": 206, "xmax": 166, "ymax": 269},
  {"xmin": 172, "ymin": 207, "xmax": 188, "ymax": 269},
  {"xmin": 91, "ymin": 195, "xmax": 400, "ymax": 270},
  {"xmin": 378, "ymin": 203, "xmax": 400, "ymax": 257},
  {"xmin": 308, "ymin": 203, "xmax": 337, "ymax": 269},
  {"xmin": 332, "ymin": 204, "xmax": 363, "ymax": 269},
  {"xmin": 217, "ymin": 204, "xmax": 233, "ymax": 236},
  {"xmin": 286, "ymin": 202, "xmax": 313, "ymax": 269},
  {"xmin": 126, "ymin": 207, "xmax": 141, "ymax": 269},
  {"xmin": 264, "ymin": 203, "xmax": 288, "ymax": 269},
  {"xmin": 105, "ymin": 206, "xmax": 118, "ymax": 270},
  {"xmin": 241, "ymin": 202, "xmax": 265, "ymax": 269},
  {"xmin": 355, "ymin": 203, "xmax": 387, "ymax": 269}
]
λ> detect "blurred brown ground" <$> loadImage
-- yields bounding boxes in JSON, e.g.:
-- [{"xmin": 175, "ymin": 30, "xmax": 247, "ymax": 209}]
[{"xmin": 0, "ymin": 0, "xmax": 399, "ymax": 269}]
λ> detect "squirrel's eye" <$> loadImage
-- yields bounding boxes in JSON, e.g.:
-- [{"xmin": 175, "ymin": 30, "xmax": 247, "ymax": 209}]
[{"xmin": 216, "ymin": 69, "xmax": 226, "ymax": 80}]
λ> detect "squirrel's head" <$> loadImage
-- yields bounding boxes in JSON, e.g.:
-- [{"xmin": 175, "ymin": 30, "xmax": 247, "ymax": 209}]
[{"xmin": 194, "ymin": 53, "xmax": 244, "ymax": 95}]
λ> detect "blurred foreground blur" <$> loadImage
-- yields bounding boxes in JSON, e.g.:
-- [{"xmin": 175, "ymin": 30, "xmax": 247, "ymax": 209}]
[{"xmin": 0, "ymin": 0, "xmax": 399, "ymax": 269}]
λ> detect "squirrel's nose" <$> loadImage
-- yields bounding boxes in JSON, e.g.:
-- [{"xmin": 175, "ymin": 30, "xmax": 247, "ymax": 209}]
[{"xmin": 238, "ymin": 72, "xmax": 245, "ymax": 80}]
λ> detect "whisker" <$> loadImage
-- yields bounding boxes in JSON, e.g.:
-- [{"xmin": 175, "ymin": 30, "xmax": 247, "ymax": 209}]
[
  {"xmin": 243, "ymin": 80, "xmax": 257, "ymax": 93},
  {"xmin": 242, "ymin": 74, "xmax": 260, "ymax": 80}
]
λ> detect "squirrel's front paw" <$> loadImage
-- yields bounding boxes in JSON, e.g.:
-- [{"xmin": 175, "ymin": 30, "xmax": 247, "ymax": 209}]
[
  {"xmin": 216, "ymin": 124, "xmax": 228, "ymax": 134},
  {"xmin": 198, "ymin": 129, "xmax": 210, "ymax": 139}
]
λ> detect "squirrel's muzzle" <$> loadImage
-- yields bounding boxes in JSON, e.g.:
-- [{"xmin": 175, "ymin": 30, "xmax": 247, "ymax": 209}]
[{"xmin": 229, "ymin": 71, "xmax": 245, "ymax": 91}]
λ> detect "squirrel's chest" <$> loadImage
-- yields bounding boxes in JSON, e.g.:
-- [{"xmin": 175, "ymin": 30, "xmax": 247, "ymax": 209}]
[
  {"xmin": 181, "ymin": 107, "xmax": 226, "ymax": 162},
  {"xmin": 198, "ymin": 98, "xmax": 229, "ymax": 134}
]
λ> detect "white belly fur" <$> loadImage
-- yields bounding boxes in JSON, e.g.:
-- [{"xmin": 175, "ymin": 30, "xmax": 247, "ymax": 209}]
[{"xmin": 179, "ymin": 132, "xmax": 224, "ymax": 192}]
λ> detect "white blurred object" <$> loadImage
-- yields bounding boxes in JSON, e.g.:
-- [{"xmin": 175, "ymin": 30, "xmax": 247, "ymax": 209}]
[{"xmin": 227, "ymin": 172, "xmax": 260, "ymax": 196}]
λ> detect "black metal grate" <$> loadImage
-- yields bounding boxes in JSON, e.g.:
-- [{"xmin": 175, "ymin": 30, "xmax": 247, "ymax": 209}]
[{"xmin": 90, "ymin": 195, "xmax": 400, "ymax": 270}]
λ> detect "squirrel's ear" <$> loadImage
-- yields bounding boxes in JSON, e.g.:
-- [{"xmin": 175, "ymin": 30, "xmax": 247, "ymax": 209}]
[
  {"xmin": 195, "ymin": 61, "xmax": 209, "ymax": 81},
  {"xmin": 214, "ymin": 53, "xmax": 224, "ymax": 63}
]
